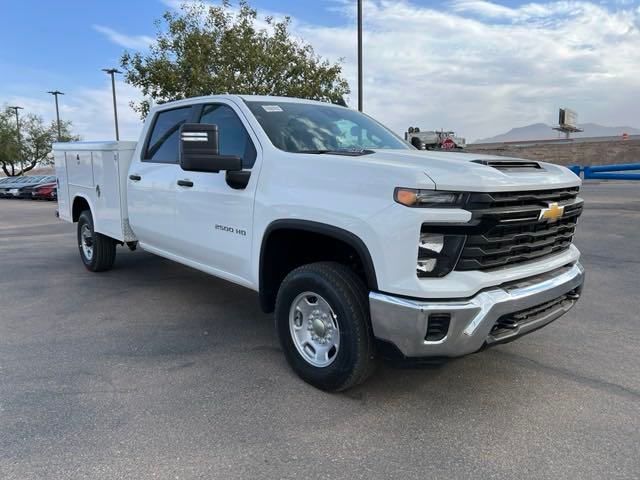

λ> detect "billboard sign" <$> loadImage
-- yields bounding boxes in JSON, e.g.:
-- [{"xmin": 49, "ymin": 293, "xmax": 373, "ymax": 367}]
[{"xmin": 559, "ymin": 108, "xmax": 578, "ymax": 129}]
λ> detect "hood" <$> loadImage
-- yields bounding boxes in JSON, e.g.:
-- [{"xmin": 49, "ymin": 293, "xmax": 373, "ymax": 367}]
[{"xmin": 365, "ymin": 149, "xmax": 581, "ymax": 192}]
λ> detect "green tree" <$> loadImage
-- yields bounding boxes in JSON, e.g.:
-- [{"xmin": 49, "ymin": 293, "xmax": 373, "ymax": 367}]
[
  {"xmin": 0, "ymin": 106, "xmax": 79, "ymax": 176},
  {"xmin": 121, "ymin": 0, "xmax": 350, "ymax": 117}
]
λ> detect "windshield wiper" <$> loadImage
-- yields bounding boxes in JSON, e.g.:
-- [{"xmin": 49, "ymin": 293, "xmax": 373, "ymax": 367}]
[{"xmin": 295, "ymin": 148, "xmax": 374, "ymax": 156}]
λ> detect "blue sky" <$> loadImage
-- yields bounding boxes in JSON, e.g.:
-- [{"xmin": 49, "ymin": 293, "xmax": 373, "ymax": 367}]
[
  {"xmin": 2, "ymin": 0, "xmax": 639, "ymax": 141},
  {"xmin": 1, "ymin": 0, "xmax": 357, "ymax": 95}
]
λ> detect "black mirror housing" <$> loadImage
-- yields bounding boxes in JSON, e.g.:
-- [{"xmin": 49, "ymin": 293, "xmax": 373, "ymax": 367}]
[{"xmin": 179, "ymin": 123, "xmax": 242, "ymax": 173}]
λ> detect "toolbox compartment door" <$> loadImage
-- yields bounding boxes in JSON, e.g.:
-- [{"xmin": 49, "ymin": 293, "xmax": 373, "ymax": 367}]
[
  {"xmin": 92, "ymin": 150, "xmax": 123, "ymax": 240},
  {"xmin": 54, "ymin": 149, "xmax": 71, "ymax": 221},
  {"xmin": 66, "ymin": 150, "xmax": 94, "ymax": 188}
]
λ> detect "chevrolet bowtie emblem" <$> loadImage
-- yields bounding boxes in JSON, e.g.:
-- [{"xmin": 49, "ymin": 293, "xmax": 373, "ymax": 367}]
[{"xmin": 539, "ymin": 202, "xmax": 565, "ymax": 222}]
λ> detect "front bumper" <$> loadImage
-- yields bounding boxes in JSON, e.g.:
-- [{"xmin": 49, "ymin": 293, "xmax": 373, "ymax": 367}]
[{"xmin": 369, "ymin": 262, "xmax": 584, "ymax": 358}]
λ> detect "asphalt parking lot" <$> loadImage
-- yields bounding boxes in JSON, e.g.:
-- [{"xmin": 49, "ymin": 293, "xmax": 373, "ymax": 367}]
[{"xmin": 1, "ymin": 182, "xmax": 639, "ymax": 479}]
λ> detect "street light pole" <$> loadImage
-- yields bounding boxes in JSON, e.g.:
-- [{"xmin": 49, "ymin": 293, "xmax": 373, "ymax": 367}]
[
  {"xmin": 8, "ymin": 106, "xmax": 24, "ymax": 175},
  {"xmin": 102, "ymin": 68, "xmax": 122, "ymax": 140},
  {"xmin": 357, "ymin": 0, "xmax": 363, "ymax": 112},
  {"xmin": 47, "ymin": 90, "xmax": 64, "ymax": 141}
]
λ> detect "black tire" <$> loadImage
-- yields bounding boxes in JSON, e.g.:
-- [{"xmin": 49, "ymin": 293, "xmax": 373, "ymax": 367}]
[
  {"xmin": 77, "ymin": 210, "xmax": 116, "ymax": 272},
  {"xmin": 275, "ymin": 262, "xmax": 376, "ymax": 391}
]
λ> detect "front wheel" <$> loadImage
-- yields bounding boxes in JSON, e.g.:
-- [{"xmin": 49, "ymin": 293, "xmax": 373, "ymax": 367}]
[
  {"xmin": 275, "ymin": 262, "xmax": 376, "ymax": 391},
  {"xmin": 77, "ymin": 210, "xmax": 116, "ymax": 272}
]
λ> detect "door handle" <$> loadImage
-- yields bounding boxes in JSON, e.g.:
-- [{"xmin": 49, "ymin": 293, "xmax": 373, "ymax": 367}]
[
  {"xmin": 129, "ymin": 174, "xmax": 141, "ymax": 181},
  {"xmin": 177, "ymin": 179, "xmax": 194, "ymax": 187}
]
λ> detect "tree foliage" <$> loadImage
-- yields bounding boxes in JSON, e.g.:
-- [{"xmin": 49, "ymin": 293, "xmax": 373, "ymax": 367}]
[
  {"xmin": 0, "ymin": 106, "xmax": 79, "ymax": 176},
  {"xmin": 121, "ymin": 0, "xmax": 350, "ymax": 117}
]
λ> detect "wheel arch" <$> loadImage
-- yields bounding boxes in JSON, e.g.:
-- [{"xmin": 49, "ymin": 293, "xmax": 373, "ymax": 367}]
[
  {"xmin": 258, "ymin": 219, "xmax": 378, "ymax": 313},
  {"xmin": 71, "ymin": 194, "xmax": 94, "ymax": 223}
]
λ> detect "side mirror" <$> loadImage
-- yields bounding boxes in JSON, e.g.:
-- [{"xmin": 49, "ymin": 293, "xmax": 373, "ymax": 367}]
[{"xmin": 179, "ymin": 123, "xmax": 242, "ymax": 173}]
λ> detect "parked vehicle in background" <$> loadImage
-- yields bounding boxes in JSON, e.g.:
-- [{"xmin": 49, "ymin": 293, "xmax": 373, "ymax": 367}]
[
  {"xmin": 34, "ymin": 175, "xmax": 57, "ymax": 185},
  {"xmin": 0, "ymin": 176, "xmax": 56, "ymax": 198},
  {"xmin": 404, "ymin": 127, "xmax": 466, "ymax": 150},
  {"xmin": 54, "ymin": 95, "xmax": 585, "ymax": 391},
  {"xmin": 32, "ymin": 182, "xmax": 57, "ymax": 200},
  {"xmin": 16, "ymin": 184, "xmax": 39, "ymax": 199},
  {"xmin": 17, "ymin": 181, "xmax": 54, "ymax": 199},
  {"xmin": 0, "ymin": 177, "xmax": 27, "ymax": 198},
  {"xmin": 0, "ymin": 178, "xmax": 17, "ymax": 198}
]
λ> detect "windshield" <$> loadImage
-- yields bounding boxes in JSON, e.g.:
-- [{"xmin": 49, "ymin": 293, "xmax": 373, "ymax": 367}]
[{"xmin": 245, "ymin": 100, "xmax": 410, "ymax": 153}]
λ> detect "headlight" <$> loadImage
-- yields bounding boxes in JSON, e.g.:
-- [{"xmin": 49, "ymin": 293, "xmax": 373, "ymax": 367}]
[
  {"xmin": 417, "ymin": 232, "xmax": 466, "ymax": 277},
  {"xmin": 395, "ymin": 188, "xmax": 466, "ymax": 208}
]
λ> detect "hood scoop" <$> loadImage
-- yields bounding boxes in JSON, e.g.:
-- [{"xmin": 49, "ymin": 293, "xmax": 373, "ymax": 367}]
[{"xmin": 472, "ymin": 159, "xmax": 542, "ymax": 171}]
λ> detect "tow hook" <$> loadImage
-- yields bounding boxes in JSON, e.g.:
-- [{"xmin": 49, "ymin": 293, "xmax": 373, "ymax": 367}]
[{"xmin": 494, "ymin": 317, "xmax": 519, "ymax": 331}]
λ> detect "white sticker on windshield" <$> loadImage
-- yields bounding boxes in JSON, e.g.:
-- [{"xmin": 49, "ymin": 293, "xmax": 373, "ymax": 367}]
[{"xmin": 262, "ymin": 105, "xmax": 283, "ymax": 112}]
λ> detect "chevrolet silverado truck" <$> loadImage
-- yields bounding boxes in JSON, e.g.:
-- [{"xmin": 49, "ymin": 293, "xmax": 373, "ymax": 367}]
[{"xmin": 54, "ymin": 95, "xmax": 584, "ymax": 391}]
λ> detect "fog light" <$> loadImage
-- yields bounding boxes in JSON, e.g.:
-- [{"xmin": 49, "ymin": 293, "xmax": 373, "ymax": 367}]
[
  {"xmin": 419, "ymin": 233, "xmax": 444, "ymax": 254},
  {"xmin": 415, "ymin": 232, "xmax": 466, "ymax": 278},
  {"xmin": 417, "ymin": 258, "xmax": 437, "ymax": 274}
]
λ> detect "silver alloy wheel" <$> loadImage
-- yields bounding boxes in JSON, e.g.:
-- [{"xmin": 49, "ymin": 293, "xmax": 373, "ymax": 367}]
[
  {"xmin": 80, "ymin": 224, "xmax": 94, "ymax": 261},
  {"xmin": 289, "ymin": 291, "xmax": 340, "ymax": 367}
]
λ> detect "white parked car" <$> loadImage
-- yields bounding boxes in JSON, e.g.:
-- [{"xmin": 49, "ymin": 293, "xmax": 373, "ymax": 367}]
[{"xmin": 54, "ymin": 95, "xmax": 584, "ymax": 391}]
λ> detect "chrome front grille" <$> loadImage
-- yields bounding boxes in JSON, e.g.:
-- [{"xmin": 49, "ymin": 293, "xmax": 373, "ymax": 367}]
[{"xmin": 456, "ymin": 187, "xmax": 583, "ymax": 271}]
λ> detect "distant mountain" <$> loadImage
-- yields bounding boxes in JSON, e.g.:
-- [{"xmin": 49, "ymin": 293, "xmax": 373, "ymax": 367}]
[{"xmin": 475, "ymin": 123, "xmax": 640, "ymax": 143}]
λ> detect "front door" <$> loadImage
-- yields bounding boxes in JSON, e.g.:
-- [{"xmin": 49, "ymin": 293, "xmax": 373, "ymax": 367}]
[{"xmin": 173, "ymin": 101, "xmax": 261, "ymax": 286}]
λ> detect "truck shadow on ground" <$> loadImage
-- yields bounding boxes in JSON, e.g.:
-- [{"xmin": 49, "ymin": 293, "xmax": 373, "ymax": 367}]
[{"xmin": 88, "ymin": 248, "xmax": 550, "ymax": 409}]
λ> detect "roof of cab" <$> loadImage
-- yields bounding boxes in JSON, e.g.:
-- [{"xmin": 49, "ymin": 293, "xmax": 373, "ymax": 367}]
[
  {"xmin": 149, "ymin": 94, "xmax": 340, "ymax": 113},
  {"xmin": 237, "ymin": 95, "xmax": 335, "ymax": 106}
]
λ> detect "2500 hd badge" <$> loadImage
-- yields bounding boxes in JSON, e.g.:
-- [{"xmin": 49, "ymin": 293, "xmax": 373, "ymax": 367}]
[{"xmin": 215, "ymin": 224, "xmax": 247, "ymax": 236}]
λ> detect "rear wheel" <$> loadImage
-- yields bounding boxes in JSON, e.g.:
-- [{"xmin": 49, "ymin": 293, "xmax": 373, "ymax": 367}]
[
  {"xmin": 275, "ymin": 262, "xmax": 376, "ymax": 391},
  {"xmin": 77, "ymin": 210, "xmax": 116, "ymax": 272}
]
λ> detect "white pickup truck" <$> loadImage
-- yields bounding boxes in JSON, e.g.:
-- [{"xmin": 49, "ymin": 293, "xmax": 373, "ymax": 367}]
[{"xmin": 54, "ymin": 95, "xmax": 585, "ymax": 391}]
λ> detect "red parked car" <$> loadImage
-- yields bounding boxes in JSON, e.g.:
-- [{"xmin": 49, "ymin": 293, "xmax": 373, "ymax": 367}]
[{"xmin": 32, "ymin": 182, "xmax": 57, "ymax": 201}]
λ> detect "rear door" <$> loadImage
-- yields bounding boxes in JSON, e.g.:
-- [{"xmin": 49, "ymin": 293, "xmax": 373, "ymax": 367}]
[
  {"xmin": 173, "ymin": 101, "xmax": 261, "ymax": 285},
  {"xmin": 127, "ymin": 105, "xmax": 195, "ymax": 253}
]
